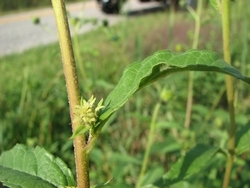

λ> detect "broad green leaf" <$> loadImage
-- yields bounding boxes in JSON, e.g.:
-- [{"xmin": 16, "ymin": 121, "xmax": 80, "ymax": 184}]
[
  {"xmin": 0, "ymin": 144, "xmax": 75, "ymax": 188},
  {"xmin": 235, "ymin": 121, "xmax": 250, "ymax": 155},
  {"xmin": 100, "ymin": 50, "xmax": 250, "ymax": 123},
  {"xmin": 0, "ymin": 166, "xmax": 55, "ymax": 188},
  {"xmin": 149, "ymin": 144, "xmax": 219, "ymax": 187}
]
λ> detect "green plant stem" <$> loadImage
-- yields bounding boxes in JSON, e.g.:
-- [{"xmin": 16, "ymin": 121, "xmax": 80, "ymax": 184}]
[
  {"xmin": 221, "ymin": 1, "xmax": 235, "ymax": 188},
  {"xmin": 184, "ymin": 1, "xmax": 202, "ymax": 129},
  {"xmin": 72, "ymin": 27, "xmax": 90, "ymax": 95},
  {"xmin": 136, "ymin": 101, "xmax": 161, "ymax": 188},
  {"xmin": 168, "ymin": 4, "xmax": 175, "ymax": 50},
  {"xmin": 200, "ymin": 86, "xmax": 226, "ymax": 134},
  {"xmin": 184, "ymin": 71, "xmax": 194, "ymax": 129},
  {"xmin": 238, "ymin": 2, "xmax": 248, "ymax": 106},
  {"xmin": 51, "ymin": 0, "xmax": 89, "ymax": 187},
  {"xmin": 18, "ymin": 68, "xmax": 29, "ymax": 114}
]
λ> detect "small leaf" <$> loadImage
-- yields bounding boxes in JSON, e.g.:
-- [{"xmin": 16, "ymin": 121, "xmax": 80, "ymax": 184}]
[
  {"xmin": 141, "ymin": 167, "xmax": 164, "ymax": 186},
  {"xmin": 209, "ymin": 0, "xmax": 219, "ymax": 10},
  {"xmin": 111, "ymin": 152, "xmax": 141, "ymax": 165},
  {"xmin": 70, "ymin": 125, "xmax": 90, "ymax": 139},
  {"xmin": 100, "ymin": 50, "xmax": 250, "ymax": 123},
  {"xmin": 90, "ymin": 178, "xmax": 114, "ymax": 188},
  {"xmin": 0, "ymin": 144, "xmax": 75, "ymax": 188},
  {"xmin": 151, "ymin": 144, "xmax": 219, "ymax": 186},
  {"xmin": 235, "ymin": 121, "xmax": 250, "ymax": 155}
]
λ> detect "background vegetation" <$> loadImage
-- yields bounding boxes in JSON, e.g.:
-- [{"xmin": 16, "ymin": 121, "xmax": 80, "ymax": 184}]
[
  {"xmin": 1, "ymin": 1, "xmax": 250, "ymax": 187},
  {"xmin": 0, "ymin": 0, "xmax": 81, "ymax": 13}
]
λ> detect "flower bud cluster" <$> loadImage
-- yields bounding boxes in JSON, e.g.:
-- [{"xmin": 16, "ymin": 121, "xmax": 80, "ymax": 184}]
[{"xmin": 74, "ymin": 96, "xmax": 104, "ymax": 127}]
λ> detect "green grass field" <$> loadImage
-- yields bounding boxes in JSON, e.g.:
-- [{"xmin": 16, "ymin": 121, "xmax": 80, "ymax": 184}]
[{"xmin": 1, "ymin": 2, "xmax": 250, "ymax": 187}]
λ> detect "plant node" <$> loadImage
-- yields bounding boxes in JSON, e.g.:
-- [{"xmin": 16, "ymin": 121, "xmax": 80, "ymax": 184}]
[{"xmin": 71, "ymin": 96, "xmax": 105, "ymax": 141}]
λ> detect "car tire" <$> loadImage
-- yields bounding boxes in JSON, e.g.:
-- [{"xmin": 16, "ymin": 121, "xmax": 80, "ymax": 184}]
[{"xmin": 101, "ymin": 0, "xmax": 120, "ymax": 13}]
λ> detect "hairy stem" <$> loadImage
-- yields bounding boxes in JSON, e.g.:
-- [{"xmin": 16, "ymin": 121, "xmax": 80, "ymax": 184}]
[
  {"xmin": 51, "ymin": 0, "xmax": 89, "ymax": 187},
  {"xmin": 136, "ymin": 102, "xmax": 161, "ymax": 188},
  {"xmin": 221, "ymin": 0, "xmax": 235, "ymax": 188}
]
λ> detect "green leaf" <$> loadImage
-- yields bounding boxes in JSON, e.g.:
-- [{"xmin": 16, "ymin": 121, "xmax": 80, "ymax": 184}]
[
  {"xmin": 141, "ymin": 167, "xmax": 164, "ymax": 186},
  {"xmin": 70, "ymin": 124, "xmax": 90, "ymax": 139},
  {"xmin": 209, "ymin": 0, "xmax": 220, "ymax": 10},
  {"xmin": 100, "ymin": 50, "xmax": 250, "ymax": 123},
  {"xmin": 236, "ymin": 121, "xmax": 250, "ymax": 155},
  {"xmin": 90, "ymin": 178, "xmax": 113, "ymax": 188},
  {"xmin": 111, "ymin": 152, "xmax": 141, "ymax": 165},
  {"xmin": 0, "ymin": 144, "xmax": 75, "ymax": 188},
  {"xmin": 149, "ymin": 144, "xmax": 219, "ymax": 187}
]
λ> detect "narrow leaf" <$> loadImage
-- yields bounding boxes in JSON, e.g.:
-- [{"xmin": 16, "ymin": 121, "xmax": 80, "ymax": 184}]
[
  {"xmin": 0, "ymin": 144, "xmax": 75, "ymax": 188},
  {"xmin": 235, "ymin": 121, "xmax": 250, "ymax": 155},
  {"xmin": 90, "ymin": 178, "xmax": 114, "ymax": 188},
  {"xmin": 151, "ymin": 144, "xmax": 219, "ymax": 187},
  {"xmin": 100, "ymin": 50, "xmax": 250, "ymax": 122},
  {"xmin": 70, "ymin": 125, "xmax": 90, "ymax": 139}
]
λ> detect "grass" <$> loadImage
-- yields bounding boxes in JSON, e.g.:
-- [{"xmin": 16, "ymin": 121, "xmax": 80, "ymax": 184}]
[
  {"xmin": 1, "ymin": 2, "xmax": 250, "ymax": 187},
  {"xmin": 0, "ymin": 0, "xmax": 82, "ymax": 15}
]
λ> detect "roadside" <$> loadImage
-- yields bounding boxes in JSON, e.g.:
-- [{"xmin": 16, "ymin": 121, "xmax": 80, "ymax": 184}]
[
  {"xmin": 0, "ymin": 0, "xmax": 164, "ymax": 57},
  {"xmin": 0, "ymin": 1, "xmax": 93, "ymax": 24},
  {"xmin": 0, "ymin": 1, "xmax": 121, "ymax": 57}
]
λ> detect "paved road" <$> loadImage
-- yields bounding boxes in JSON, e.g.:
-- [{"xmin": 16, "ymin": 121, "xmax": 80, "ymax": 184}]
[{"xmin": 0, "ymin": 0, "xmax": 163, "ymax": 57}]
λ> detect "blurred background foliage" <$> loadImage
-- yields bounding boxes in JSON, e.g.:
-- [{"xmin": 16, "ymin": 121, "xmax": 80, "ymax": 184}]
[
  {"xmin": 1, "ymin": 0, "xmax": 250, "ymax": 187},
  {"xmin": 0, "ymin": 0, "xmax": 81, "ymax": 13}
]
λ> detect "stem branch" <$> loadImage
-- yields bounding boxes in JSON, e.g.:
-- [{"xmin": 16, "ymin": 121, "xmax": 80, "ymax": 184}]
[{"xmin": 184, "ymin": 1, "xmax": 202, "ymax": 129}]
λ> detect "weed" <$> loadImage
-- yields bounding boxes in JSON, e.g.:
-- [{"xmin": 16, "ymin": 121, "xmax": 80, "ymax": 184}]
[{"xmin": 1, "ymin": 1, "xmax": 250, "ymax": 188}]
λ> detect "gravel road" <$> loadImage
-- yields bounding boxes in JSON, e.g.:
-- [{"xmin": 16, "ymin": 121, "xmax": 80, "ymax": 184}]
[{"xmin": 0, "ymin": 0, "xmax": 163, "ymax": 57}]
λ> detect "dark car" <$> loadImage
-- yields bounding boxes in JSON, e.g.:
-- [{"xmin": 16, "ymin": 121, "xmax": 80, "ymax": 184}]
[
  {"xmin": 96, "ymin": 0, "xmax": 124, "ymax": 13},
  {"xmin": 97, "ymin": 0, "xmax": 196, "ymax": 14}
]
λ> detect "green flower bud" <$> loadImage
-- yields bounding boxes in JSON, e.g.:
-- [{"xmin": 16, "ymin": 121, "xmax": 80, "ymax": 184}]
[
  {"xmin": 74, "ymin": 96, "xmax": 104, "ymax": 127},
  {"xmin": 160, "ymin": 89, "xmax": 173, "ymax": 102}
]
